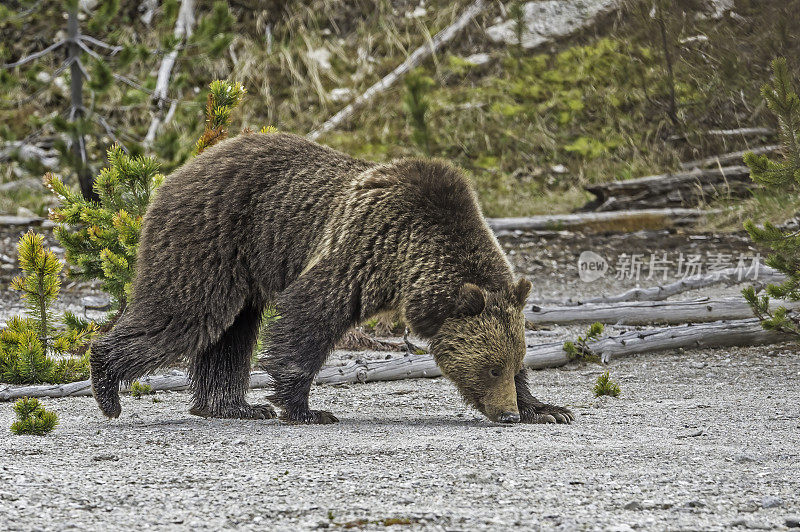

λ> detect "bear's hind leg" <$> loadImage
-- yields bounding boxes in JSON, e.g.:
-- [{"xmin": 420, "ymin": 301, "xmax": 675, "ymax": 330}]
[
  {"xmin": 189, "ymin": 303, "xmax": 276, "ymax": 419},
  {"xmin": 91, "ymin": 315, "xmax": 184, "ymax": 418}
]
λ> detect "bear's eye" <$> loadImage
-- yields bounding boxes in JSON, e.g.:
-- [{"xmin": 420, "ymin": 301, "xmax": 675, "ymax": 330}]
[{"xmin": 490, "ymin": 368, "xmax": 501, "ymax": 378}]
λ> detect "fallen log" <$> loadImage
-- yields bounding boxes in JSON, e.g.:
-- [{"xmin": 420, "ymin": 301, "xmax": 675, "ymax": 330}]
[
  {"xmin": 307, "ymin": 0, "xmax": 486, "ymax": 140},
  {"xmin": 588, "ymin": 318, "xmax": 789, "ymax": 363},
  {"xmin": 1, "ymin": 318, "xmax": 791, "ymax": 401},
  {"xmin": 679, "ymin": 145, "xmax": 779, "ymax": 170},
  {"xmin": 706, "ymin": 127, "xmax": 774, "ymax": 137},
  {"xmin": 488, "ymin": 208, "xmax": 711, "ymax": 233},
  {"xmin": 526, "ymin": 297, "xmax": 800, "ymax": 326},
  {"xmin": 578, "ymin": 266, "xmax": 785, "ymax": 304},
  {"xmin": 583, "ymin": 166, "xmax": 752, "ymax": 211}
]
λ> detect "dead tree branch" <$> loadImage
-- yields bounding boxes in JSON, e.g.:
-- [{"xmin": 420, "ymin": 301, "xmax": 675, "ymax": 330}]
[
  {"xmin": 1, "ymin": 318, "xmax": 791, "ymax": 401},
  {"xmin": 488, "ymin": 208, "xmax": 711, "ymax": 233},
  {"xmin": 577, "ymin": 266, "xmax": 785, "ymax": 304},
  {"xmin": 680, "ymin": 145, "xmax": 780, "ymax": 170},
  {"xmin": 307, "ymin": 0, "xmax": 486, "ymax": 141},
  {"xmin": 144, "ymin": 0, "xmax": 195, "ymax": 148},
  {"xmin": 527, "ymin": 297, "xmax": 800, "ymax": 326}
]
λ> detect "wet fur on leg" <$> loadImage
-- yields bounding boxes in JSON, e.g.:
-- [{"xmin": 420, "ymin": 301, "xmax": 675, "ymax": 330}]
[{"xmin": 189, "ymin": 303, "xmax": 277, "ymax": 419}]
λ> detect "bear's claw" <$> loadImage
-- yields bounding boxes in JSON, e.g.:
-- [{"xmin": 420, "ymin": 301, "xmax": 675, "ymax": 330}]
[
  {"xmin": 280, "ymin": 409, "xmax": 339, "ymax": 425},
  {"xmin": 520, "ymin": 403, "xmax": 574, "ymax": 424},
  {"xmin": 189, "ymin": 403, "xmax": 277, "ymax": 419}
]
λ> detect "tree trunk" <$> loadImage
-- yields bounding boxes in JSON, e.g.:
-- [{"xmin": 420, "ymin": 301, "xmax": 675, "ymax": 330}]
[
  {"xmin": 487, "ymin": 208, "xmax": 711, "ymax": 233},
  {"xmin": 582, "ymin": 166, "xmax": 753, "ymax": 211},
  {"xmin": 67, "ymin": 8, "xmax": 95, "ymax": 201},
  {"xmin": 576, "ymin": 265, "xmax": 785, "ymax": 304},
  {"xmin": 144, "ymin": 0, "xmax": 195, "ymax": 148}
]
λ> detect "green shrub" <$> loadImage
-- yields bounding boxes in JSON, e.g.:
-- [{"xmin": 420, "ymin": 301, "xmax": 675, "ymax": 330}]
[
  {"xmin": 593, "ymin": 371, "xmax": 621, "ymax": 398},
  {"xmin": 742, "ymin": 58, "xmax": 800, "ymax": 336},
  {"xmin": 129, "ymin": 381, "xmax": 153, "ymax": 398},
  {"xmin": 10, "ymin": 397, "xmax": 59, "ymax": 436},
  {"xmin": 1, "ymin": 232, "xmax": 95, "ymax": 385},
  {"xmin": 563, "ymin": 322, "xmax": 604, "ymax": 362}
]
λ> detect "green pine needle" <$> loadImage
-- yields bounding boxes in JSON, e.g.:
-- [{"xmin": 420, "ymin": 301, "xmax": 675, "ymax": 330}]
[
  {"xmin": 593, "ymin": 371, "xmax": 621, "ymax": 398},
  {"xmin": 10, "ymin": 397, "xmax": 58, "ymax": 436},
  {"xmin": 742, "ymin": 57, "xmax": 800, "ymax": 337}
]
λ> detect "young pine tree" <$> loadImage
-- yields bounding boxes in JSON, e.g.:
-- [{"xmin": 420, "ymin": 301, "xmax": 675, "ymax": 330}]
[
  {"xmin": 10, "ymin": 397, "xmax": 59, "ymax": 436},
  {"xmin": 0, "ymin": 232, "xmax": 96, "ymax": 385},
  {"xmin": 45, "ymin": 147, "xmax": 164, "ymax": 315},
  {"xmin": 195, "ymin": 80, "xmax": 247, "ymax": 154},
  {"xmin": 742, "ymin": 58, "xmax": 800, "ymax": 335},
  {"xmin": 46, "ymin": 80, "xmax": 248, "ymax": 318}
]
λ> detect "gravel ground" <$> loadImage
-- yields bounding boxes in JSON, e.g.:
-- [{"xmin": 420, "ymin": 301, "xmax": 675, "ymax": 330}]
[
  {"xmin": 2, "ymin": 223, "xmax": 799, "ymax": 531},
  {"xmin": 2, "ymin": 346, "xmax": 799, "ymax": 531}
]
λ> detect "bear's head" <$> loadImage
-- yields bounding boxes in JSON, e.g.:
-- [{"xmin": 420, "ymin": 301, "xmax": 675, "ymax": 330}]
[{"xmin": 430, "ymin": 278, "xmax": 532, "ymax": 423}]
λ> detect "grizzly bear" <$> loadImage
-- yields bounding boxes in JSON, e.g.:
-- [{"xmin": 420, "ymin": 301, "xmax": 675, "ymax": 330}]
[{"xmin": 90, "ymin": 133, "xmax": 573, "ymax": 425}]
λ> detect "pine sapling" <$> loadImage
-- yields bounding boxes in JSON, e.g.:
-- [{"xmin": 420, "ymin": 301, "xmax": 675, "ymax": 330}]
[
  {"xmin": 563, "ymin": 322, "xmax": 604, "ymax": 362},
  {"xmin": 593, "ymin": 371, "xmax": 620, "ymax": 398},
  {"xmin": 45, "ymin": 146, "xmax": 164, "ymax": 314},
  {"xmin": 1, "ymin": 232, "xmax": 95, "ymax": 385},
  {"xmin": 195, "ymin": 80, "xmax": 247, "ymax": 155},
  {"xmin": 10, "ymin": 397, "xmax": 59, "ymax": 436},
  {"xmin": 742, "ymin": 58, "xmax": 800, "ymax": 336},
  {"xmin": 129, "ymin": 381, "xmax": 153, "ymax": 398}
]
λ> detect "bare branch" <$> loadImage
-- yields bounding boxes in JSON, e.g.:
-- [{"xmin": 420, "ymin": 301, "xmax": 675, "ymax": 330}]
[
  {"xmin": 76, "ymin": 38, "xmax": 103, "ymax": 61},
  {"xmin": 93, "ymin": 114, "xmax": 129, "ymax": 154},
  {"xmin": 308, "ymin": 0, "xmax": 486, "ymax": 140},
  {"xmin": 79, "ymin": 35, "xmax": 123, "ymax": 54},
  {"xmin": 112, "ymin": 73, "xmax": 177, "ymax": 104},
  {"xmin": 2, "ymin": 40, "xmax": 66, "ymax": 69}
]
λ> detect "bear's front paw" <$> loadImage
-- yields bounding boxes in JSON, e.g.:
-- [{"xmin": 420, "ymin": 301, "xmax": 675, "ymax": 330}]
[
  {"xmin": 280, "ymin": 409, "xmax": 339, "ymax": 425},
  {"xmin": 519, "ymin": 403, "xmax": 574, "ymax": 424}
]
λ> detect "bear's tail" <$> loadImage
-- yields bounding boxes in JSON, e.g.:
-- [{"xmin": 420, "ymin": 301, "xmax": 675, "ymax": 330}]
[{"xmin": 90, "ymin": 335, "xmax": 122, "ymax": 418}]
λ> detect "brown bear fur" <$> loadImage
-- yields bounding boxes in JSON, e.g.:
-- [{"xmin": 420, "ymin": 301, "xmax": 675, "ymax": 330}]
[{"xmin": 90, "ymin": 132, "xmax": 573, "ymax": 424}]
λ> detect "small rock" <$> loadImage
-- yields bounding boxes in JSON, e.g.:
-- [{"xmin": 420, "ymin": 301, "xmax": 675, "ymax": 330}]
[
  {"xmin": 91, "ymin": 454, "xmax": 119, "ymax": 462},
  {"xmin": 623, "ymin": 501, "xmax": 642, "ymax": 510},
  {"xmin": 307, "ymin": 48, "xmax": 331, "ymax": 70},
  {"xmin": 785, "ymin": 516, "xmax": 800, "ymax": 528},
  {"xmin": 464, "ymin": 53, "xmax": 491, "ymax": 66},
  {"xmin": 761, "ymin": 496, "xmax": 782, "ymax": 508},
  {"xmin": 83, "ymin": 295, "xmax": 112, "ymax": 311},
  {"xmin": 551, "ymin": 164, "xmax": 568, "ymax": 174},
  {"xmin": 16, "ymin": 207, "xmax": 36, "ymax": 218},
  {"xmin": 605, "ymin": 525, "xmax": 634, "ymax": 532},
  {"xmin": 676, "ymin": 429, "xmax": 704, "ymax": 439},
  {"xmin": 36, "ymin": 71, "xmax": 52, "ymax": 84},
  {"xmin": 329, "ymin": 88, "xmax": 353, "ymax": 102}
]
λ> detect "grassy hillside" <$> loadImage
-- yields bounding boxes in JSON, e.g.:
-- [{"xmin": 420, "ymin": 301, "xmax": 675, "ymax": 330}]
[{"xmin": 1, "ymin": 0, "xmax": 799, "ymax": 218}]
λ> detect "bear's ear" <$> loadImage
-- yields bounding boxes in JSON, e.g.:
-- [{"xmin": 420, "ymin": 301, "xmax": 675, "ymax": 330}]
[
  {"xmin": 512, "ymin": 278, "xmax": 532, "ymax": 308},
  {"xmin": 453, "ymin": 283, "xmax": 485, "ymax": 318}
]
